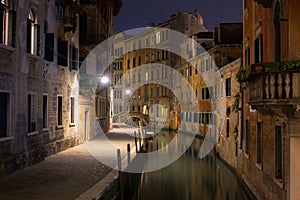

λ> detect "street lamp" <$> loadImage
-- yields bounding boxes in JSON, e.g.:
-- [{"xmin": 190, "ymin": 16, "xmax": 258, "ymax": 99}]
[{"xmin": 100, "ymin": 75, "xmax": 110, "ymax": 130}]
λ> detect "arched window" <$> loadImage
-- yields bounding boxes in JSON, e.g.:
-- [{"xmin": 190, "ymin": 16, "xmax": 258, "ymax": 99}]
[
  {"xmin": 274, "ymin": 1, "xmax": 281, "ymax": 62},
  {"xmin": 0, "ymin": 0, "xmax": 9, "ymax": 45},
  {"xmin": 27, "ymin": 10, "xmax": 40, "ymax": 55}
]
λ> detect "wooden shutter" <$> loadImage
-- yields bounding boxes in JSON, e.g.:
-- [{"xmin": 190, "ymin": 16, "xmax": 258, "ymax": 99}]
[
  {"xmin": 57, "ymin": 39, "xmax": 68, "ymax": 66},
  {"xmin": 44, "ymin": 33, "xmax": 54, "ymax": 61},
  {"xmin": 0, "ymin": 3, "xmax": 4, "ymax": 44},
  {"xmin": 34, "ymin": 24, "xmax": 40, "ymax": 56},
  {"xmin": 74, "ymin": 47, "xmax": 79, "ymax": 70},
  {"xmin": 27, "ymin": 19, "xmax": 32, "ymax": 53},
  {"xmin": 69, "ymin": 45, "xmax": 73, "ymax": 70},
  {"xmin": 9, "ymin": 10, "xmax": 16, "ymax": 47}
]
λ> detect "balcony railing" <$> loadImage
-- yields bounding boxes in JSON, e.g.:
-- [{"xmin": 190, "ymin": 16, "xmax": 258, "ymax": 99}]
[
  {"xmin": 248, "ymin": 72, "xmax": 300, "ymax": 102},
  {"xmin": 241, "ymin": 61, "xmax": 300, "ymax": 108}
]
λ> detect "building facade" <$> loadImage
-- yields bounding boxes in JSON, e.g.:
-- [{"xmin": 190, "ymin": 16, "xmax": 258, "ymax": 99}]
[
  {"xmin": 0, "ymin": 0, "xmax": 80, "ymax": 177},
  {"xmin": 112, "ymin": 10, "xmax": 208, "ymax": 129},
  {"xmin": 78, "ymin": 0, "xmax": 122, "ymax": 139},
  {"xmin": 238, "ymin": 0, "xmax": 300, "ymax": 199}
]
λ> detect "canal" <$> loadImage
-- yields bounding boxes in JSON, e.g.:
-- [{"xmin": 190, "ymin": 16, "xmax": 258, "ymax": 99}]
[{"xmin": 130, "ymin": 131, "xmax": 254, "ymax": 200}]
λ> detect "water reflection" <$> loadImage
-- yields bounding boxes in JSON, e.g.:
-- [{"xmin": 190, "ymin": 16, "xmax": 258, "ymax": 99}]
[{"xmin": 133, "ymin": 132, "xmax": 249, "ymax": 200}]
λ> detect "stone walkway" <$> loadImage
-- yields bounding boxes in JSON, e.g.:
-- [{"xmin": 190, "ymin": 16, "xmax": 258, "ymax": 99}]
[{"xmin": 0, "ymin": 123, "xmax": 138, "ymax": 200}]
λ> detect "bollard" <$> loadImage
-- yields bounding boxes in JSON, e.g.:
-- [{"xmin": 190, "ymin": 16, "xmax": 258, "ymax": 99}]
[
  {"xmin": 127, "ymin": 143, "xmax": 131, "ymax": 166},
  {"xmin": 138, "ymin": 129, "xmax": 142, "ymax": 150},
  {"xmin": 117, "ymin": 149, "xmax": 124, "ymax": 200},
  {"xmin": 134, "ymin": 131, "xmax": 138, "ymax": 153}
]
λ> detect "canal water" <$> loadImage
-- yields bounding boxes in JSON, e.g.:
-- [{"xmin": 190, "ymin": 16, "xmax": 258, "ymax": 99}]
[{"xmin": 131, "ymin": 132, "xmax": 252, "ymax": 200}]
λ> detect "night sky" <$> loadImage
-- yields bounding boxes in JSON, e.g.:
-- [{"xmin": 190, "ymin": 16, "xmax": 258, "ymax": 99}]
[{"xmin": 114, "ymin": 0, "xmax": 243, "ymax": 32}]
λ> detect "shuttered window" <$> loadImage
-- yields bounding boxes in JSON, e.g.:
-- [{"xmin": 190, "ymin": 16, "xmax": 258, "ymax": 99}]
[
  {"xmin": 57, "ymin": 39, "xmax": 68, "ymax": 66},
  {"xmin": 28, "ymin": 94, "xmax": 37, "ymax": 133},
  {"xmin": 69, "ymin": 45, "xmax": 77, "ymax": 70},
  {"xmin": 44, "ymin": 33, "xmax": 54, "ymax": 61}
]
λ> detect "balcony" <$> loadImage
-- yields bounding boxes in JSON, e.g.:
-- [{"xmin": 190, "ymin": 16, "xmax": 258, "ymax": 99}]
[{"xmin": 240, "ymin": 61, "xmax": 300, "ymax": 117}]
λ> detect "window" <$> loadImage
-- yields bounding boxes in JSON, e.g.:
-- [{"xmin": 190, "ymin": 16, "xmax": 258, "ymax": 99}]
[
  {"xmin": 156, "ymin": 32, "xmax": 160, "ymax": 43},
  {"xmin": 244, "ymin": 0, "xmax": 248, "ymax": 9},
  {"xmin": 44, "ymin": 33, "xmax": 54, "ymax": 61},
  {"xmin": 0, "ymin": 92, "xmax": 9, "ymax": 137},
  {"xmin": 254, "ymin": 34, "xmax": 263, "ymax": 64},
  {"xmin": 226, "ymin": 118, "xmax": 230, "ymax": 137},
  {"xmin": 275, "ymin": 125, "xmax": 283, "ymax": 179},
  {"xmin": 156, "ymin": 86, "xmax": 160, "ymax": 97},
  {"xmin": 157, "ymin": 51, "xmax": 160, "ymax": 61},
  {"xmin": 0, "ymin": 0, "xmax": 16, "ymax": 47},
  {"xmin": 256, "ymin": 122, "xmax": 262, "ymax": 165},
  {"xmin": 226, "ymin": 78, "xmax": 231, "ymax": 96},
  {"xmin": 57, "ymin": 39, "xmax": 68, "ymax": 66},
  {"xmin": 151, "ymin": 35, "xmax": 155, "ymax": 44},
  {"xmin": 165, "ymin": 49, "xmax": 169, "ymax": 59},
  {"xmin": 138, "ymin": 56, "xmax": 141, "ymax": 65},
  {"xmin": 43, "ymin": 95, "xmax": 48, "ymax": 128},
  {"xmin": 133, "ymin": 57, "xmax": 136, "ymax": 67},
  {"xmin": 146, "ymin": 38, "xmax": 149, "ymax": 47},
  {"xmin": 245, "ymin": 47, "xmax": 250, "ymax": 67},
  {"xmin": 70, "ymin": 97, "xmax": 75, "ymax": 124},
  {"xmin": 27, "ymin": 10, "xmax": 40, "ymax": 55},
  {"xmin": 28, "ymin": 93, "xmax": 37, "ymax": 133},
  {"xmin": 245, "ymin": 119, "xmax": 250, "ymax": 154},
  {"xmin": 57, "ymin": 96, "xmax": 63, "ymax": 126},
  {"xmin": 69, "ymin": 45, "xmax": 79, "ymax": 70},
  {"xmin": 150, "ymin": 87, "xmax": 153, "ymax": 97}
]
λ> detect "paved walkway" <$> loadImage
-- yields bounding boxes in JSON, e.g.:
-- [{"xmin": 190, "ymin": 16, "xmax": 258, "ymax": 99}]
[{"xmin": 0, "ymin": 123, "xmax": 138, "ymax": 200}]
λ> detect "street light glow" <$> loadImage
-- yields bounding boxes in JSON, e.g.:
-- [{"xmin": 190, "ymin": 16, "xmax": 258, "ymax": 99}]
[
  {"xmin": 125, "ymin": 89, "xmax": 131, "ymax": 95},
  {"xmin": 100, "ymin": 76, "xmax": 109, "ymax": 84}
]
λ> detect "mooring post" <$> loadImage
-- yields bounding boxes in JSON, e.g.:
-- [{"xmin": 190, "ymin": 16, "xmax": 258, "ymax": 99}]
[
  {"xmin": 134, "ymin": 131, "xmax": 138, "ymax": 153},
  {"xmin": 117, "ymin": 149, "xmax": 124, "ymax": 200},
  {"xmin": 127, "ymin": 143, "xmax": 131, "ymax": 166},
  {"xmin": 138, "ymin": 129, "xmax": 142, "ymax": 150}
]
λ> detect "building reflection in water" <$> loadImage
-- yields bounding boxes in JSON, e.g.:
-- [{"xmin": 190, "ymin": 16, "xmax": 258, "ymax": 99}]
[{"xmin": 134, "ymin": 132, "xmax": 250, "ymax": 200}]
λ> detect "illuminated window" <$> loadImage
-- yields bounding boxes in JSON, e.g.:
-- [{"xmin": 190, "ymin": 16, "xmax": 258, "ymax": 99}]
[
  {"xmin": 0, "ymin": 0, "xmax": 16, "ymax": 47},
  {"xmin": 27, "ymin": 10, "xmax": 40, "ymax": 55}
]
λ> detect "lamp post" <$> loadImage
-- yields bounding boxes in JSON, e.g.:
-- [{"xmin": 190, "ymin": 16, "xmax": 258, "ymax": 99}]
[{"xmin": 101, "ymin": 76, "xmax": 109, "ymax": 131}]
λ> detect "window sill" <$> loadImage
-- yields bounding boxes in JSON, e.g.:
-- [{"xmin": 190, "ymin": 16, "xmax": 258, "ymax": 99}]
[
  {"xmin": 69, "ymin": 123, "xmax": 76, "ymax": 127},
  {"xmin": 43, "ymin": 128, "xmax": 49, "ymax": 132},
  {"xmin": 27, "ymin": 131, "xmax": 39, "ymax": 136},
  {"xmin": 0, "ymin": 44, "xmax": 15, "ymax": 58},
  {"xmin": 27, "ymin": 53, "xmax": 39, "ymax": 62},
  {"xmin": 56, "ymin": 126, "xmax": 64, "ymax": 130},
  {"xmin": 256, "ymin": 163, "xmax": 262, "ymax": 171},
  {"xmin": 274, "ymin": 178, "xmax": 284, "ymax": 189},
  {"xmin": 0, "ymin": 136, "xmax": 14, "ymax": 142}
]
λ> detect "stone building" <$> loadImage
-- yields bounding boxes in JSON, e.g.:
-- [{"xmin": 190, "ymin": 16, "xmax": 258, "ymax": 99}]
[
  {"xmin": 78, "ymin": 0, "xmax": 122, "ymax": 139},
  {"xmin": 217, "ymin": 58, "xmax": 241, "ymax": 168},
  {"xmin": 0, "ymin": 0, "xmax": 81, "ymax": 177},
  {"xmin": 178, "ymin": 23, "xmax": 243, "ymax": 143},
  {"xmin": 238, "ymin": 0, "xmax": 300, "ymax": 199},
  {"xmin": 111, "ymin": 10, "xmax": 208, "ymax": 129}
]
